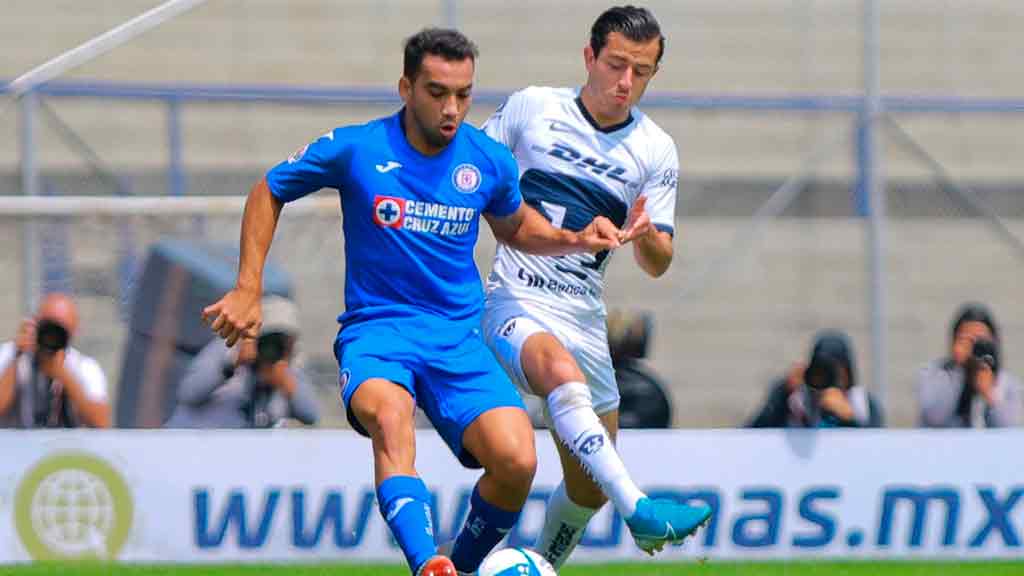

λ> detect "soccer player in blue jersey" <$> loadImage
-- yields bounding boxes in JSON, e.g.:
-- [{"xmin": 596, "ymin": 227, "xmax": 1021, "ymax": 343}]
[
  {"xmin": 201, "ymin": 29, "xmax": 621, "ymax": 576},
  {"xmin": 480, "ymin": 6, "xmax": 711, "ymax": 568}
]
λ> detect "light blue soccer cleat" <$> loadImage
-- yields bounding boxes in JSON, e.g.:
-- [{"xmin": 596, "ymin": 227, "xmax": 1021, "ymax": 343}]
[{"xmin": 624, "ymin": 497, "xmax": 712, "ymax": 555}]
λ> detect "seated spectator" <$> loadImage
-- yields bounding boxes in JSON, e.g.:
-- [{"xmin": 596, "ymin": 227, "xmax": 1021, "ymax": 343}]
[
  {"xmin": 167, "ymin": 296, "xmax": 318, "ymax": 428},
  {"xmin": 0, "ymin": 293, "xmax": 111, "ymax": 428},
  {"xmin": 917, "ymin": 302, "xmax": 1021, "ymax": 428},
  {"xmin": 748, "ymin": 329, "xmax": 883, "ymax": 428}
]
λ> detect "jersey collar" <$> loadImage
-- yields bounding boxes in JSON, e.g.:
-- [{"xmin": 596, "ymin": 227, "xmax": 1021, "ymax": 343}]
[{"xmin": 574, "ymin": 95, "xmax": 634, "ymax": 134}]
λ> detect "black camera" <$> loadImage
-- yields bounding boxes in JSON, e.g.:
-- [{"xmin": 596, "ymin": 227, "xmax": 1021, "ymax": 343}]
[
  {"xmin": 970, "ymin": 338, "xmax": 999, "ymax": 373},
  {"xmin": 35, "ymin": 320, "xmax": 69, "ymax": 353},
  {"xmin": 256, "ymin": 332, "xmax": 290, "ymax": 365},
  {"xmin": 804, "ymin": 355, "xmax": 840, "ymax": 391}
]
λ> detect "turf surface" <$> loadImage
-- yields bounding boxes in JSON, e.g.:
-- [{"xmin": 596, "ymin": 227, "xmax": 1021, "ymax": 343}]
[{"xmin": 2, "ymin": 562, "xmax": 1021, "ymax": 576}]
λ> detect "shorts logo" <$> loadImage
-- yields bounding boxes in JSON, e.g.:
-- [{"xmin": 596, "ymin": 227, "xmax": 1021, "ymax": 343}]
[
  {"xmin": 15, "ymin": 452, "xmax": 134, "ymax": 560},
  {"xmin": 452, "ymin": 163, "xmax": 482, "ymax": 194},
  {"xmin": 500, "ymin": 318, "xmax": 518, "ymax": 338},
  {"xmin": 339, "ymin": 369, "xmax": 351, "ymax": 394},
  {"xmin": 579, "ymin": 434, "xmax": 605, "ymax": 456},
  {"xmin": 373, "ymin": 196, "xmax": 405, "ymax": 228}
]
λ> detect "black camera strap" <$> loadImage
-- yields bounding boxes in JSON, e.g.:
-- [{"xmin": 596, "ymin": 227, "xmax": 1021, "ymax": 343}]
[{"xmin": 28, "ymin": 359, "xmax": 76, "ymax": 428}]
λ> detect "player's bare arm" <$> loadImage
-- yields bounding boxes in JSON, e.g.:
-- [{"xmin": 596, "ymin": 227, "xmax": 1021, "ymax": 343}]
[
  {"xmin": 619, "ymin": 196, "xmax": 673, "ymax": 277},
  {"xmin": 485, "ymin": 203, "xmax": 621, "ymax": 256},
  {"xmin": 202, "ymin": 178, "xmax": 283, "ymax": 346}
]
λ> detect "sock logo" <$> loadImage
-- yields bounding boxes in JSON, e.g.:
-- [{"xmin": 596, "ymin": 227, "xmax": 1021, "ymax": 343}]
[
  {"xmin": 468, "ymin": 516, "xmax": 487, "ymax": 538},
  {"xmin": 545, "ymin": 523, "xmax": 578, "ymax": 564},
  {"xmin": 423, "ymin": 503, "xmax": 435, "ymax": 537},
  {"xmin": 578, "ymin": 434, "xmax": 605, "ymax": 456},
  {"xmin": 386, "ymin": 497, "xmax": 415, "ymax": 522}
]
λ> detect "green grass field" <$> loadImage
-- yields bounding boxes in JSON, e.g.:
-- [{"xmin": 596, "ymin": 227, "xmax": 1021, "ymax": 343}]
[{"xmin": 2, "ymin": 562, "xmax": 1022, "ymax": 576}]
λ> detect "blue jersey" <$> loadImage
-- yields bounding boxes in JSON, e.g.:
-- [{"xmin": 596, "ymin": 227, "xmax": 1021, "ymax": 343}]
[{"xmin": 266, "ymin": 109, "xmax": 522, "ymax": 329}]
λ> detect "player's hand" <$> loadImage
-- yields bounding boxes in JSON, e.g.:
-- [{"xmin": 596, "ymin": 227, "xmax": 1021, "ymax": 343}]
[
  {"xmin": 619, "ymin": 196, "xmax": 653, "ymax": 243},
  {"xmin": 202, "ymin": 288, "xmax": 262, "ymax": 347},
  {"xmin": 14, "ymin": 318, "xmax": 36, "ymax": 355},
  {"xmin": 577, "ymin": 216, "xmax": 621, "ymax": 253}
]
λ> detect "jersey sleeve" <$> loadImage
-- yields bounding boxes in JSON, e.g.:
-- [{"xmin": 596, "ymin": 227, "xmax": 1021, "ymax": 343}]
[
  {"xmin": 482, "ymin": 87, "xmax": 541, "ymax": 150},
  {"xmin": 265, "ymin": 127, "xmax": 352, "ymax": 203},
  {"xmin": 641, "ymin": 139, "xmax": 680, "ymax": 236},
  {"xmin": 484, "ymin": 146, "xmax": 523, "ymax": 218}
]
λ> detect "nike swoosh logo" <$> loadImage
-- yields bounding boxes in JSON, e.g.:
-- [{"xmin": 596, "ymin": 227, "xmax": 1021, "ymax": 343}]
[
  {"xmin": 375, "ymin": 161, "xmax": 402, "ymax": 173},
  {"xmin": 386, "ymin": 497, "xmax": 415, "ymax": 521},
  {"xmin": 549, "ymin": 120, "xmax": 575, "ymax": 134}
]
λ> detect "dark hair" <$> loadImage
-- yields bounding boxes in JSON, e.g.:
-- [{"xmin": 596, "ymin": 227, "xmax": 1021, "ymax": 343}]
[
  {"xmin": 403, "ymin": 28, "xmax": 479, "ymax": 80},
  {"xmin": 806, "ymin": 329, "xmax": 856, "ymax": 389},
  {"xmin": 951, "ymin": 302, "xmax": 999, "ymax": 343},
  {"xmin": 590, "ymin": 5, "xmax": 665, "ymax": 64}
]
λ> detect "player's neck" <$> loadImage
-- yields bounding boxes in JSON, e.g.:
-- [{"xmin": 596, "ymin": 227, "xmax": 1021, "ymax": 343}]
[
  {"xmin": 578, "ymin": 89, "xmax": 630, "ymax": 129},
  {"xmin": 400, "ymin": 108, "xmax": 445, "ymax": 156}
]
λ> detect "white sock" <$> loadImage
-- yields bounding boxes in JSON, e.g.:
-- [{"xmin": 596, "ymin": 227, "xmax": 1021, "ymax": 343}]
[
  {"xmin": 534, "ymin": 482, "xmax": 598, "ymax": 569},
  {"xmin": 546, "ymin": 382, "xmax": 645, "ymax": 518}
]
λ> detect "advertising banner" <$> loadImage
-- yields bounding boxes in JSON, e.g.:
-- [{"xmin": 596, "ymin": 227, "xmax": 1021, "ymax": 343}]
[{"xmin": 1, "ymin": 429, "xmax": 1020, "ymax": 563}]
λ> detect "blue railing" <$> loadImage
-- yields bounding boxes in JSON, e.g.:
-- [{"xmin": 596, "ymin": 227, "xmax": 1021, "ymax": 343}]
[{"xmin": 4, "ymin": 78, "xmax": 1024, "ymax": 200}]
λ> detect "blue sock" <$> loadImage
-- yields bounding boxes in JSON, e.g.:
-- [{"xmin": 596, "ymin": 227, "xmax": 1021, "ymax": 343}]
[
  {"xmin": 450, "ymin": 485, "xmax": 521, "ymax": 573},
  {"xmin": 377, "ymin": 476, "xmax": 436, "ymax": 573}
]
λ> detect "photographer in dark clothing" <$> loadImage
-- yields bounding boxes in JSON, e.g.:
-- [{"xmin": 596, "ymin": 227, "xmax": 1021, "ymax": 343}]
[
  {"xmin": 167, "ymin": 296, "xmax": 318, "ymax": 428},
  {"xmin": 0, "ymin": 293, "xmax": 111, "ymax": 428},
  {"xmin": 748, "ymin": 330, "xmax": 883, "ymax": 428},
  {"xmin": 916, "ymin": 303, "xmax": 1021, "ymax": 428}
]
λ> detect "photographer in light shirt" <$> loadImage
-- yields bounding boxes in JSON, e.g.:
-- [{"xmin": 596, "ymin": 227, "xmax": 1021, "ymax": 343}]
[
  {"xmin": 167, "ymin": 295, "xmax": 318, "ymax": 428},
  {"xmin": 0, "ymin": 293, "xmax": 110, "ymax": 428},
  {"xmin": 917, "ymin": 302, "xmax": 1021, "ymax": 428}
]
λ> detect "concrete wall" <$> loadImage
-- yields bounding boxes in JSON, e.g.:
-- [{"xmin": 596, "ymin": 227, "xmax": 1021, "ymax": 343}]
[{"xmin": 1, "ymin": 1, "xmax": 1022, "ymax": 427}]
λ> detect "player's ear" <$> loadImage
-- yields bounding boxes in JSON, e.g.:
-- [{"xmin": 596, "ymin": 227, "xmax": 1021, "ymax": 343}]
[
  {"xmin": 584, "ymin": 45, "xmax": 596, "ymax": 71},
  {"xmin": 398, "ymin": 75, "xmax": 412, "ymax": 103}
]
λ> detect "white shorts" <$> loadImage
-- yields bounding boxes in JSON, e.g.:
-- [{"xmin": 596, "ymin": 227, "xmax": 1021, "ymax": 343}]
[{"xmin": 481, "ymin": 297, "xmax": 619, "ymax": 415}]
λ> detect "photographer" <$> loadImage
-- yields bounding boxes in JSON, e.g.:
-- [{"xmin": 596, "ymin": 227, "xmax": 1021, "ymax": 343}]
[
  {"xmin": 0, "ymin": 293, "xmax": 111, "ymax": 428},
  {"xmin": 748, "ymin": 330, "xmax": 883, "ymax": 428},
  {"xmin": 917, "ymin": 303, "xmax": 1021, "ymax": 428},
  {"xmin": 168, "ymin": 296, "xmax": 318, "ymax": 428}
]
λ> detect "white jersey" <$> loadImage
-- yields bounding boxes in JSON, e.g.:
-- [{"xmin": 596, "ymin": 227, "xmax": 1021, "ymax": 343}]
[{"xmin": 482, "ymin": 86, "xmax": 679, "ymax": 318}]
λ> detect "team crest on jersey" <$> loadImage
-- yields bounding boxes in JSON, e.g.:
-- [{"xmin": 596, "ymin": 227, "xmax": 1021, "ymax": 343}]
[
  {"xmin": 452, "ymin": 163, "xmax": 482, "ymax": 193},
  {"xmin": 373, "ymin": 196, "xmax": 405, "ymax": 228}
]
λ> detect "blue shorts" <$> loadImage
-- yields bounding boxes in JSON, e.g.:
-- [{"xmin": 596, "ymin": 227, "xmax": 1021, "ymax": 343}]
[{"xmin": 335, "ymin": 315, "xmax": 526, "ymax": 469}]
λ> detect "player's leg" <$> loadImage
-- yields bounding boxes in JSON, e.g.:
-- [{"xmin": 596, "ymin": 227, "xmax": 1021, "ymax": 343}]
[
  {"xmin": 520, "ymin": 332, "xmax": 647, "ymax": 518},
  {"xmin": 534, "ymin": 409, "xmax": 619, "ymax": 568},
  {"xmin": 449, "ymin": 406, "xmax": 537, "ymax": 573},
  {"xmin": 414, "ymin": 326, "xmax": 536, "ymax": 575},
  {"xmin": 501, "ymin": 313, "xmax": 711, "ymax": 558},
  {"xmin": 339, "ymin": 330, "xmax": 452, "ymax": 576}
]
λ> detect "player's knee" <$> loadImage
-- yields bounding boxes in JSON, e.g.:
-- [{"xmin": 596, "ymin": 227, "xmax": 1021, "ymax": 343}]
[
  {"xmin": 534, "ymin": 349, "xmax": 584, "ymax": 392},
  {"xmin": 365, "ymin": 401, "xmax": 413, "ymax": 441},
  {"xmin": 496, "ymin": 447, "xmax": 537, "ymax": 491}
]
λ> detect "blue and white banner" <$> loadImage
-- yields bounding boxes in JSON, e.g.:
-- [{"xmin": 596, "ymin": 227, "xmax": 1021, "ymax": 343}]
[{"xmin": 0, "ymin": 429, "xmax": 1020, "ymax": 563}]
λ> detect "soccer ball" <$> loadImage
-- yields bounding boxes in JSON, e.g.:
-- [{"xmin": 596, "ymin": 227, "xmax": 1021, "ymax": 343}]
[{"xmin": 476, "ymin": 547, "xmax": 557, "ymax": 576}]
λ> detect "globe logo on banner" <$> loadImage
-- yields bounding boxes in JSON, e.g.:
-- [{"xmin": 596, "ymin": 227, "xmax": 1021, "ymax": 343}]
[{"xmin": 15, "ymin": 452, "xmax": 134, "ymax": 560}]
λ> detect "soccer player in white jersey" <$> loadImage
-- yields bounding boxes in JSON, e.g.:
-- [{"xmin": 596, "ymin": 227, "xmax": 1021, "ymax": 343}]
[{"xmin": 480, "ymin": 5, "xmax": 711, "ymax": 568}]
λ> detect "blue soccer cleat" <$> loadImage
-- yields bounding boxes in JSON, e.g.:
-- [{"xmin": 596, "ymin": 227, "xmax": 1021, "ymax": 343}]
[{"xmin": 625, "ymin": 497, "xmax": 712, "ymax": 555}]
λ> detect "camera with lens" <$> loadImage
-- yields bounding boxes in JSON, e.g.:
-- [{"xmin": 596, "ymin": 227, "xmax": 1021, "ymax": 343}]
[
  {"xmin": 969, "ymin": 337, "xmax": 999, "ymax": 373},
  {"xmin": 35, "ymin": 320, "xmax": 69, "ymax": 354},
  {"xmin": 804, "ymin": 354, "xmax": 841, "ymax": 391},
  {"xmin": 256, "ymin": 332, "xmax": 290, "ymax": 365}
]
